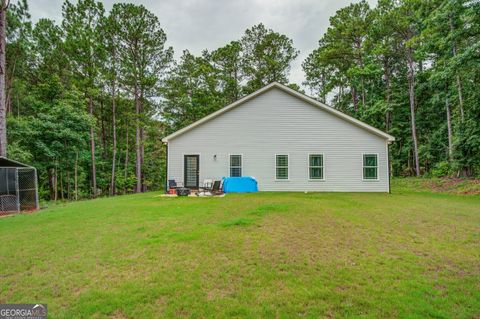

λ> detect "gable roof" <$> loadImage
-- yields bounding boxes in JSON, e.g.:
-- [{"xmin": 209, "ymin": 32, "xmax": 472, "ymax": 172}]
[
  {"xmin": 0, "ymin": 157, "xmax": 32, "ymax": 168},
  {"xmin": 162, "ymin": 82, "xmax": 395, "ymax": 143}
]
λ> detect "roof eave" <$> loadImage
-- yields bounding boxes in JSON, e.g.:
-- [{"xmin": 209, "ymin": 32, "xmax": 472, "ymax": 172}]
[
  {"xmin": 274, "ymin": 83, "xmax": 395, "ymax": 142},
  {"xmin": 0, "ymin": 156, "xmax": 33, "ymax": 168},
  {"xmin": 161, "ymin": 82, "xmax": 279, "ymax": 143}
]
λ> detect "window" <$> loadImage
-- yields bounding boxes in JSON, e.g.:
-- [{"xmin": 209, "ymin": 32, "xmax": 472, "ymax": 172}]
[
  {"xmin": 363, "ymin": 154, "xmax": 378, "ymax": 180},
  {"xmin": 230, "ymin": 155, "xmax": 242, "ymax": 177},
  {"xmin": 309, "ymin": 154, "xmax": 324, "ymax": 180},
  {"xmin": 276, "ymin": 155, "xmax": 289, "ymax": 180}
]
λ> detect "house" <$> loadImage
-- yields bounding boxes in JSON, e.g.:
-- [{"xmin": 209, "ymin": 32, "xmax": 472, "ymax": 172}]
[{"xmin": 162, "ymin": 82, "xmax": 395, "ymax": 192}]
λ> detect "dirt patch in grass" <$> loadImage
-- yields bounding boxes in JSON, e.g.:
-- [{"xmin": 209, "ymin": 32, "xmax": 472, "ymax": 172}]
[
  {"xmin": 393, "ymin": 177, "xmax": 480, "ymax": 195},
  {"xmin": 424, "ymin": 178, "xmax": 480, "ymax": 195}
]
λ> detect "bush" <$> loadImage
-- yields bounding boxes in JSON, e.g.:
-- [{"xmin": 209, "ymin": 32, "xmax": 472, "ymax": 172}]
[{"xmin": 430, "ymin": 161, "xmax": 454, "ymax": 177}]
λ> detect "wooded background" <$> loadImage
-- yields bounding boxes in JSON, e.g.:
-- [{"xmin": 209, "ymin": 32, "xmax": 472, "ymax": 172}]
[{"xmin": 1, "ymin": 0, "xmax": 479, "ymax": 200}]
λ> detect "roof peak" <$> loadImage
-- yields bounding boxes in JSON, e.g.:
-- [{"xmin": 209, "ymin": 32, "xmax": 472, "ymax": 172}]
[{"xmin": 162, "ymin": 82, "xmax": 394, "ymax": 143}]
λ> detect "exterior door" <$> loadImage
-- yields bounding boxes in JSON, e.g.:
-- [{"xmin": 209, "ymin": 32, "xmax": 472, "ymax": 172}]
[{"xmin": 184, "ymin": 155, "xmax": 199, "ymax": 188}]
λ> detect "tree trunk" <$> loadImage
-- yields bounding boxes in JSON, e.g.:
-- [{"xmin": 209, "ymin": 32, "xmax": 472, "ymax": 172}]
[
  {"xmin": 140, "ymin": 90, "xmax": 146, "ymax": 192},
  {"xmin": 67, "ymin": 170, "xmax": 70, "ymax": 200},
  {"xmin": 48, "ymin": 168, "xmax": 55, "ymax": 200},
  {"xmin": 446, "ymin": 94, "xmax": 453, "ymax": 161},
  {"xmin": 134, "ymin": 83, "xmax": 142, "ymax": 193},
  {"xmin": 110, "ymin": 79, "xmax": 117, "ymax": 196},
  {"xmin": 74, "ymin": 151, "xmax": 78, "ymax": 201},
  {"xmin": 406, "ymin": 47, "xmax": 420, "ymax": 176},
  {"xmin": 449, "ymin": 15, "xmax": 465, "ymax": 122},
  {"xmin": 455, "ymin": 75, "xmax": 465, "ymax": 121},
  {"xmin": 60, "ymin": 169, "xmax": 64, "ymax": 201},
  {"xmin": 54, "ymin": 162, "xmax": 58, "ymax": 202},
  {"xmin": 351, "ymin": 86, "xmax": 358, "ymax": 113},
  {"xmin": 384, "ymin": 59, "xmax": 392, "ymax": 131},
  {"xmin": 0, "ymin": 2, "xmax": 7, "ymax": 157},
  {"xmin": 88, "ymin": 94, "xmax": 97, "ymax": 197},
  {"xmin": 100, "ymin": 99, "xmax": 107, "ymax": 160},
  {"xmin": 5, "ymin": 57, "xmax": 15, "ymax": 114},
  {"xmin": 361, "ymin": 78, "xmax": 366, "ymax": 109},
  {"xmin": 124, "ymin": 123, "xmax": 129, "ymax": 194},
  {"xmin": 141, "ymin": 126, "xmax": 145, "ymax": 192},
  {"xmin": 320, "ymin": 73, "xmax": 326, "ymax": 104},
  {"xmin": 357, "ymin": 42, "xmax": 366, "ymax": 109},
  {"xmin": 233, "ymin": 66, "xmax": 239, "ymax": 102}
]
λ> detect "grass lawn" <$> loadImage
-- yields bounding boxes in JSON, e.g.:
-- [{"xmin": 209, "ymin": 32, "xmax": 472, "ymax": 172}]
[{"xmin": 1, "ymin": 180, "xmax": 479, "ymax": 318}]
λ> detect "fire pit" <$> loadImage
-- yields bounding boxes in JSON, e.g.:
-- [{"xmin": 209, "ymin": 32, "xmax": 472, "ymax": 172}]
[{"xmin": 176, "ymin": 187, "xmax": 191, "ymax": 197}]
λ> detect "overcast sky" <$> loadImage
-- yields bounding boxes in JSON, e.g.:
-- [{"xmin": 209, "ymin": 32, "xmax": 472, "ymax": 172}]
[{"xmin": 26, "ymin": 0, "xmax": 376, "ymax": 89}]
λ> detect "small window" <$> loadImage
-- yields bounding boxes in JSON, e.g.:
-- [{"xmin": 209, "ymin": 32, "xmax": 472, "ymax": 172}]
[
  {"xmin": 276, "ymin": 155, "xmax": 289, "ymax": 180},
  {"xmin": 363, "ymin": 154, "xmax": 378, "ymax": 180},
  {"xmin": 230, "ymin": 155, "xmax": 242, "ymax": 177},
  {"xmin": 309, "ymin": 154, "xmax": 324, "ymax": 180}
]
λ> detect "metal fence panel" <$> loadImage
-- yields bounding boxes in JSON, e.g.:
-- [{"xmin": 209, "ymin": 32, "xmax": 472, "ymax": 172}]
[
  {"xmin": 0, "ymin": 168, "xmax": 18, "ymax": 215},
  {"xmin": 18, "ymin": 168, "xmax": 38, "ymax": 211},
  {"xmin": 0, "ymin": 167, "xmax": 39, "ymax": 215}
]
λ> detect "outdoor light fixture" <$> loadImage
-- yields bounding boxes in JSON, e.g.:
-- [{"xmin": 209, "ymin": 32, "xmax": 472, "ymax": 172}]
[{"xmin": 213, "ymin": 154, "xmax": 217, "ymax": 160}]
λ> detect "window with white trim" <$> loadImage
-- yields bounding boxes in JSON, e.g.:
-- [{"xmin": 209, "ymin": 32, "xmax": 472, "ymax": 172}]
[
  {"xmin": 230, "ymin": 155, "xmax": 242, "ymax": 177},
  {"xmin": 276, "ymin": 155, "xmax": 289, "ymax": 180},
  {"xmin": 363, "ymin": 154, "xmax": 378, "ymax": 180},
  {"xmin": 309, "ymin": 154, "xmax": 324, "ymax": 180}
]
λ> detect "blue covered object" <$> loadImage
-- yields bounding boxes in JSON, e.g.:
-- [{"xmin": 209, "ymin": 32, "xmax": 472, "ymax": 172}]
[{"xmin": 222, "ymin": 177, "xmax": 258, "ymax": 193}]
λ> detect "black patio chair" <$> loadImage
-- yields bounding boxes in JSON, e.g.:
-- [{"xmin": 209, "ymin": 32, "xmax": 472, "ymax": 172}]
[
  {"xmin": 211, "ymin": 180, "xmax": 223, "ymax": 195},
  {"xmin": 168, "ymin": 179, "xmax": 184, "ymax": 191}
]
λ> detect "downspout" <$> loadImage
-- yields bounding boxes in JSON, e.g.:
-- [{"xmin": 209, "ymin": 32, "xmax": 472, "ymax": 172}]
[
  {"xmin": 164, "ymin": 142, "xmax": 168, "ymax": 193},
  {"xmin": 387, "ymin": 141, "xmax": 391, "ymax": 194}
]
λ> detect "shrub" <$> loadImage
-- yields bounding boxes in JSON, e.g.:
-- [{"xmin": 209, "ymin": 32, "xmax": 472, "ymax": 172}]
[{"xmin": 430, "ymin": 161, "xmax": 453, "ymax": 177}]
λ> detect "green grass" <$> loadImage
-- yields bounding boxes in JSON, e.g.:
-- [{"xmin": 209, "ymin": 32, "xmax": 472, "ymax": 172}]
[
  {"xmin": 394, "ymin": 177, "xmax": 480, "ymax": 195},
  {"xmin": 1, "ymin": 180, "xmax": 479, "ymax": 318}
]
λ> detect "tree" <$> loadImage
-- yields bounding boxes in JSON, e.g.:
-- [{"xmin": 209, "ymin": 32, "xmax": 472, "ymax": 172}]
[
  {"xmin": 368, "ymin": 2, "xmax": 403, "ymax": 132},
  {"xmin": 302, "ymin": 41, "xmax": 334, "ymax": 104},
  {"xmin": 7, "ymin": 76, "xmax": 92, "ymax": 200},
  {"xmin": 109, "ymin": 3, "xmax": 173, "ymax": 193},
  {"xmin": 1, "ymin": 0, "xmax": 479, "ymax": 201},
  {"xmin": 31, "ymin": 19, "xmax": 66, "ymax": 83},
  {"xmin": 0, "ymin": 0, "xmax": 9, "ymax": 157},
  {"xmin": 303, "ymin": 2, "xmax": 375, "ymax": 114},
  {"xmin": 6, "ymin": 0, "xmax": 31, "ymax": 116},
  {"xmin": 102, "ymin": 12, "xmax": 119, "ymax": 195},
  {"xmin": 241, "ymin": 23, "xmax": 299, "ymax": 93},
  {"xmin": 162, "ymin": 50, "xmax": 223, "ymax": 133},
  {"xmin": 210, "ymin": 41, "xmax": 243, "ymax": 103},
  {"xmin": 62, "ymin": 0, "xmax": 105, "ymax": 197},
  {"xmin": 388, "ymin": 0, "xmax": 423, "ymax": 176}
]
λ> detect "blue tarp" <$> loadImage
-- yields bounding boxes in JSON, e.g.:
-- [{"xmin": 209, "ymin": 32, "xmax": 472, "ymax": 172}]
[{"xmin": 222, "ymin": 177, "xmax": 258, "ymax": 193}]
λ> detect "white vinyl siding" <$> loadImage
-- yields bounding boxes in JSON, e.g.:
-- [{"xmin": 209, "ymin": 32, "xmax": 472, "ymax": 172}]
[
  {"xmin": 275, "ymin": 155, "xmax": 289, "ymax": 180},
  {"xmin": 230, "ymin": 155, "xmax": 242, "ymax": 177},
  {"xmin": 167, "ymin": 88, "xmax": 390, "ymax": 192},
  {"xmin": 309, "ymin": 154, "xmax": 324, "ymax": 180}
]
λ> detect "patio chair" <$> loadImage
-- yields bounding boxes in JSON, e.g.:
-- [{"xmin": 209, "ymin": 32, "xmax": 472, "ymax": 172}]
[
  {"xmin": 168, "ymin": 179, "xmax": 183, "ymax": 190},
  {"xmin": 211, "ymin": 180, "xmax": 223, "ymax": 195},
  {"xmin": 201, "ymin": 179, "xmax": 213, "ymax": 191}
]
